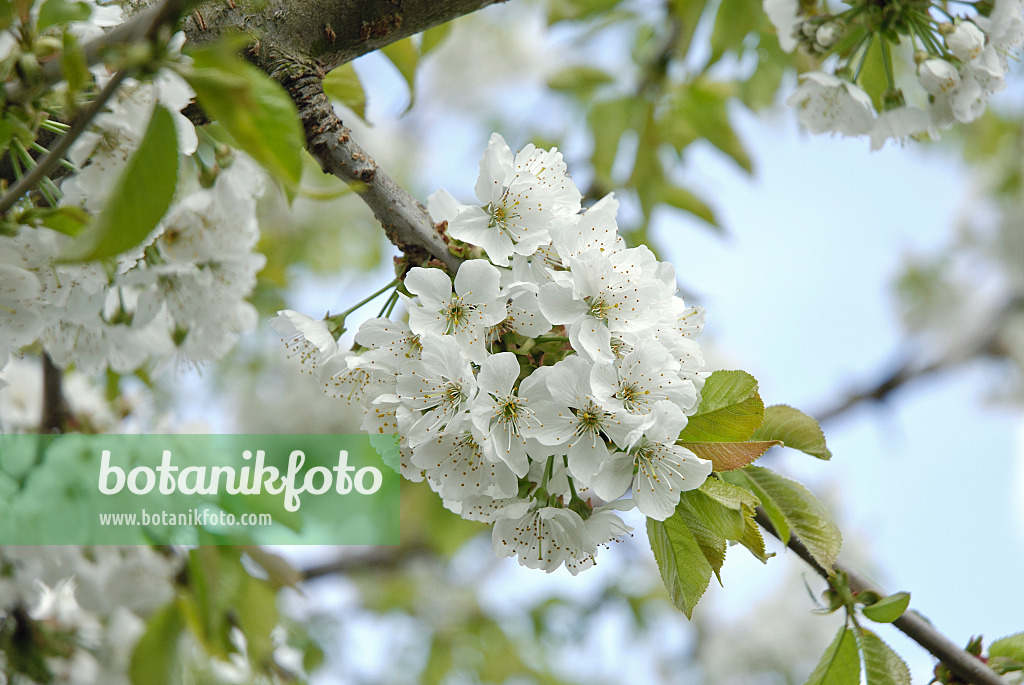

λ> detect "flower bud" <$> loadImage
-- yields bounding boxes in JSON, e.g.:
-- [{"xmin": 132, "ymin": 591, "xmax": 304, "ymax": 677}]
[
  {"xmin": 946, "ymin": 22, "xmax": 986, "ymax": 62},
  {"xmin": 918, "ymin": 58, "xmax": 961, "ymax": 95},
  {"xmin": 816, "ymin": 22, "xmax": 840, "ymax": 48}
]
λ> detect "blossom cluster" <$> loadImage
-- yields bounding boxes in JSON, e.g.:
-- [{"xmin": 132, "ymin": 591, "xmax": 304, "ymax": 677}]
[
  {"xmin": 274, "ymin": 134, "xmax": 713, "ymax": 574},
  {"xmin": 0, "ymin": 546, "xmax": 179, "ymax": 685},
  {"xmin": 0, "ymin": 35, "xmax": 266, "ymax": 387},
  {"xmin": 767, "ymin": 0, "xmax": 1024, "ymax": 148}
]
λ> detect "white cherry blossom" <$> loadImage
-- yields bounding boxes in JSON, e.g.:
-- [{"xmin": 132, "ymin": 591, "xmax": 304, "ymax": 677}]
[
  {"xmin": 786, "ymin": 72, "xmax": 876, "ymax": 137},
  {"xmin": 278, "ymin": 134, "xmax": 713, "ymax": 574},
  {"xmin": 527, "ymin": 355, "xmax": 641, "ymax": 482},
  {"xmin": 946, "ymin": 21, "xmax": 986, "ymax": 62},
  {"xmin": 403, "ymin": 260, "xmax": 506, "ymax": 363},
  {"xmin": 470, "ymin": 352, "xmax": 540, "ymax": 476},
  {"xmin": 394, "ymin": 336, "xmax": 478, "ymax": 446},
  {"xmin": 539, "ymin": 248, "xmax": 659, "ymax": 363},
  {"xmin": 445, "ymin": 133, "xmax": 577, "ymax": 266},
  {"xmin": 411, "ymin": 429, "xmax": 519, "ymax": 501},
  {"xmin": 592, "ymin": 403, "xmax": 712, "ymax": 520},
  {"xmin": 492, "ymin": 504, "xmax": 594, "ymax": 573},
  {"xmin": 590, "ymin": 340, "xmax": 699, "ymax": 431}
]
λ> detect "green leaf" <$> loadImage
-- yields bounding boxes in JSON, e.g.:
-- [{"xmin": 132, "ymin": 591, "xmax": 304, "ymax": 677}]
[
  {"xmin": 752, "ymin": 404, "xmax": 832, "ymax": 460},
  {"xmin": 671, "ymin": 0, "xmax": 708, "ymax": 57},
  {"xmin": 65, "ymin": 105, "xmax": 178, "ymax": 261},
  {"xmin": 698, "ymin": 478, "xmax": 771, "ymax": 562},
  {"xmin": 548, "ymin": 65, "xmax": 614, "ymax": 99},
  {"xmin": 241, "ymin": 546, "xmax": 301, "ymax": 588},
  {"xmin": 0, "ymin": 3, "xmax": 13, "ymax": 31},
  {"xmin": 547, "ymin": 0, "xmax": 621, "ymax": 22},
  {"xmin": 681, "ymin": 440, "xmax": 779, "ymax": 471},
  {"xmin": 709, "ymin": 0, "xmax": 760, "ymax": 64},
  {"xmin": 588, "ymin": 97, "xmax": 637, "ymax": 186},
  {"xmin": 323, "ymin": 63, "xmax": 366, "ymax": 119},
  {"xmin": 678, "ymin": 479, "xmax": 770, "ymax": 564},
  {"xmin": 129, "ymin": 602, "xmax": 183, "ymax": 685},
  {"xmin": 678, "ymin": 370, "xmax": 764, "ymax": 442},
  {"xmin": 420, "ymin": 22, "xmax": 451, "ymax": 56},
  {"xmin": 857, "ymin": 38, "xmax": 889, "ymax": 112},
  {"xmin": 990, "ymin": 632, "xmax": 1024, "ymax": 662},
  {"xmin": 722, "ymin": 468, "xmax": 789, "ymax": 543},
  {"xmin": 186, "ymin": 546, "xmax": 247, "ymax": 658},
  {"xmin": 659, "ymin": 183, "xmax": 719, "ymax": 229},
  {"xmin": 739, "ymin": 466, "xmax": 842, "ymax": 569},
  {"xmin": 699, "ymin": 476, "xmax": 760, "ymax": 511},
  {"xmin": 21, "ymin": 205, "xmax": 89, "ymax": 236},
  {"xmin": 740, "ymin": 31, "xmax": 788, "ymax": 110},
  {"xmin": 665, "ymin": 79, "xmax": 753, "ymax": 173},
  {"xmin": 804, "ymin": 626, "xmax": 861, "ymax": 685},
  {"xmin": 630, "ymin": 102, "xmax": 663, "ymax": 216},
  {"xmin": 679, "ymin": 484, "xmax": 747, "ymax": 542},
  {"xmin": 858, "ymin": 629, "xmax": 912, "ymax": 685},
  {"xmin": 647, "ymin": 514, "xmax": 714, "ymax": 618},
  {"xmin": 235, "ymin": 576, "xmax": 280, "ymax": 668},
  {"xmin": 672, "ymin": 503, "xmax": 728, "ymax": 582},
  {"xmin": 862, "ymin": 592, "xmax": 911, "ymax": 624},
  {"xmin": 736, "ymin": 512, "xmax": 771, "ymax": 562},
  {"xmin": 61, "ymin": 31, "xmax": 89, "ymax": 99},
  {"xmin": 382, "ymin": 38, "xmax": 419, "ymax": 107},
  {"xmin": 37, "ymin": 0, "xmax": 90, "ymax": 31},
  {"xmin": 184, "ymin": 40, "xmax": 304, "ymax": 198}
]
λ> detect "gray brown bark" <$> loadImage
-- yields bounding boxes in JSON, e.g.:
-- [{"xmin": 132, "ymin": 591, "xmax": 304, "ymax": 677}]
[
  {"xmin": 182, "ymin": 0, "xmax": 506, "ymax": 76},
  {"xmin": 275, "ymin": 60, "xmax": 462, "ymax": 272}
]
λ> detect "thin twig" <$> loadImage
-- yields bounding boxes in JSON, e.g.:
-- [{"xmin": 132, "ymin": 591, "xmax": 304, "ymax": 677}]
[
  {"xmin": 814, "ymin": 296, "xmax": 1024, "ymax": 424},
  {"xmin": 755, "ymin": 510, "xmax": 1004, "ymax": 685},
  {"xmin": 0, "ymin": 68, "xmax": 131, "ymax": 214},
  {"xmin": 0, "ymin": 0, "xmax": 187, "ymax": 214},
  {"xmin": 300, "ymin": 546, "xmax": 426, "ymax": 581},
  {"xmin": 3, "ymin": 0, "xmax": 183, "ymax": 104},
  {"xmin": 813, "ymin": 356, "xmax": 950, "ymax": 425}
]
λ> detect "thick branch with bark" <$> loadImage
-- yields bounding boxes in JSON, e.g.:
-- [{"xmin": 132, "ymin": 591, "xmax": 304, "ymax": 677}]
[
  {"xmin": 181, "ymin": 0, "xmax": 506, "ymax": 74},
  {"xmin": 179, "ymin": 0, "xmax": 505, "ymax": 269},
  {"xmin": 274, "ymin": 60, "xmax": 462, "ymax": 271}
]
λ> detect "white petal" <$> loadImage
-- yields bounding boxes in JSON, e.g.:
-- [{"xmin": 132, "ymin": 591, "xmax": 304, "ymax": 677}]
[
  {"xmin": 454, "ymin": 259, "xmax": 501, "ymax": 302},
  {"xmin": 477, "ymin": 352, "xmax": 520, "ymax": 396},
  {"xmin": 427, "ymin": 187, "xmax": 461, "ymax": 224},
  {"xmin": 404, "ymin": 267, "xmax": 453, "ymax": 307},
  {"xmin": 591, "ymin": 451, "xmax": 635, "ymax": 501},
  {"xmin": 475, "ymin": 133, "xmax": 514, "ymax": 203},
  {"xmin": 538, "ymin": 282, "xmax": 584, "ymax": 325}
]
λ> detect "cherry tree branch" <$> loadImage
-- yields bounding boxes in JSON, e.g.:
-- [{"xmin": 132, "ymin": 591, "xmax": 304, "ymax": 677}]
[
  {"xmin": 811, "ymin": 296, "xmax": 1019, "ymax": 423},
  {"xmin": 177, "ymin": 0, "xmax": 508, "ymax": 269},
  {"xmin": 813, "ymin": 296, "xmax": 1024, "ymax": 424},
  {"xmin": 754, "ymin": 510, "xmax": 1004, "ymax": 685},
  {"xmin": 300, "ymin": 545, "xmax": 428, "ymax": 580},
  {"xmin": 3, "ymin": 0, "xmax": 187, "ymax": 104},
  {"xmin": 272, "ymin": 59, "xmax": 462, "ymax": 271},
  {"xmin": 0, "ymin": 68, "xmax": 132, "ymax": 214},
  {"xmin": 40, "ymin": 354, "xmax": 68, "ymax": 433},
  {"xmin": 0, "ymin": 0, "xmax": 187, "ymax": 213},
  {"xmin": 181, "ymin": 0, "xmax": 507, "ymax": 75}
]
